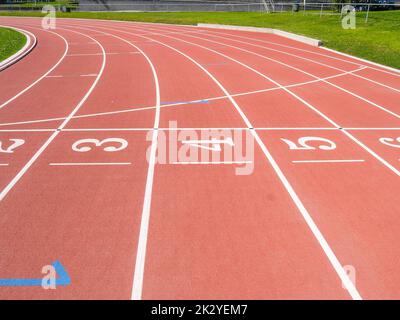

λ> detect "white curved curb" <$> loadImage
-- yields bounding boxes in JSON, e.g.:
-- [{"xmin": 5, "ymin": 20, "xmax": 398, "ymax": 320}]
[
  {"xmin": 197, "ymin": 23, "xmax": 323, "ymax": 47},
  {"xmin": 0, "ymin": 26, "xmax": 37, "ymax": 71}
]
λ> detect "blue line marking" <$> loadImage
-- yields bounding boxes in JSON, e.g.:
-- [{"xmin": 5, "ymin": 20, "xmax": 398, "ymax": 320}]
[
  {"xmin": 0, "ymin": 260, "xmax": 70, "ymax": 287},
  {"xmin": 160, "ymin": 100, "xmax": 209, "ymax": 106}
]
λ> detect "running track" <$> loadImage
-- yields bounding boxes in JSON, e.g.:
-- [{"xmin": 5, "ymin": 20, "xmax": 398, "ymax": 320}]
[{"xmin": 0, "ymin": 17, "xmax": 400, "ymax": 300}]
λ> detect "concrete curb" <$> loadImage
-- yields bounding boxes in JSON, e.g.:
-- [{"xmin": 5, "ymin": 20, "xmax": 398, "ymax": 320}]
[
  {"xmin": 0, "ymin": 26, "xmax": 37, "ymax": 72},
  {"xmin": 197, "ymin": 23, "xmax": 323, "ymax": 47}
]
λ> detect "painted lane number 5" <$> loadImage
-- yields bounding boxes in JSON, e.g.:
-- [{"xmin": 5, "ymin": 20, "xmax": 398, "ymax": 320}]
[
  {"xmin": 281, "ymin": 137, "xmax": 336, "ymax": 151},
  {"xmin": 72, "ymin": 138, "xmax": 128, "ymax": 153}
]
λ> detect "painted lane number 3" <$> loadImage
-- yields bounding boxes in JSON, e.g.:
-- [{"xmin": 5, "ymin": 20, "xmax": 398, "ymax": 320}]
[{"xmin": 72, "ymin": 138, "xmax": 128, "ymax": 153}]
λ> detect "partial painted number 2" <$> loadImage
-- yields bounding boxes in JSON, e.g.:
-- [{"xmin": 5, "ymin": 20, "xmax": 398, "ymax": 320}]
[
  {"xmin": 379, "ymin": 137, "xmax": 400, "ymax": 149},
  {"xmin": 281, "ymin": 137, "xmax": 336, "ymax": 151},
  {"xmin": 72, "ymin": 138, "xmax": 128, "ymax": 153},
  {"xmin": 0, "ymin": 139, "xmax": 25, "ymax": 153}
]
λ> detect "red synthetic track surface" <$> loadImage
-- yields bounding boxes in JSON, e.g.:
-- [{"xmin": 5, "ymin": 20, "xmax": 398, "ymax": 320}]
[{"xmin": 0, "ymin": 17, "xmax": 399, "ymax": 300}]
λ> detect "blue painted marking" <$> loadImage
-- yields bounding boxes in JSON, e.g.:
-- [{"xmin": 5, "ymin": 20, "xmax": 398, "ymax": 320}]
[
  {"xmin": 160, "ymin": 100, "xmax": 209, "ymax": 106},
  {"xmin": 201, "ymin": 62, "xmax": 227, "ymax": 67},
  {"xmin": 0, "ymin": 260, "xmax": 70, "ymax": 287}
]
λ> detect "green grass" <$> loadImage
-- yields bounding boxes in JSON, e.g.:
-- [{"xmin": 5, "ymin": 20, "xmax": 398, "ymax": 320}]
[
  {"xmin": 0, "ymin": 10, "xmax": 399, "ymax": 68},
  {"xmin": 0, "ymin": 27, "xmax": 27, "ymax": 62}
]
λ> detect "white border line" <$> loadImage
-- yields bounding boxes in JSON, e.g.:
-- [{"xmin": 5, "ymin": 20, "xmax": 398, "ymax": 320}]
[
  {"xmin": 172, "ymin": 161, "xmax": 252, "ymax": 165},
  {"xmin": 1, "ymin": 127, "xmax": 400, "ymax": 132},
  {"xmin": 292, "ymin": 159, "xmax": 365, "ymax": 164},
  {"xmin": 49, "ymin": 162, "xmax": 132, "ymax": 166},
  {"xmin": 0, "ymin": 25, "xmax": 36, "ymax": 71}
]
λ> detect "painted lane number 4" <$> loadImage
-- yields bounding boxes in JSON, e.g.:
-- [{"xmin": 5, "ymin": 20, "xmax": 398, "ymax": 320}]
[
  {"xmin": 281, "ymin": 137, "xmax": 336, "ymax": 151},
  {"xmin": 181, "ymin": 138, "xmax": 234, "ymax": 151},
  {"xmin": 0, "ymin": 139, "xmax": 25, "ymax": 153},
  {"xmin": 72, "ymin": 138, "xmax": 128, "ymax": 153}
]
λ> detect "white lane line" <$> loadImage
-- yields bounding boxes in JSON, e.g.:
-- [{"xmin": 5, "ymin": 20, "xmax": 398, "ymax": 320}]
[
  {"xmin": 292, "ymin": 159, "xmax": 365, "ymax": 164},
  {"xmin": 68, "ymin": 41, "xmax": 96, "ymax": 45},
  {"xmin": 46, "ymin": 73, "xmax": 98, "ymax": 78},
  {"xmin": 0, "ymin": 66, "xmax": 363, "ymax": 128},
  {"xmin": 345, "ymin": 128, "xmax": 400, "ymax": 130},
  {"xmin": 49, "ymin": 162, "xmax": 132, "ymax": 166},
  {"xmin": 2, "ymin": 127, "xmax": 400, "ymax": 133},
  {"xmin": 136, "ymin": 26, "xmax": 400, "ymax": 178},
  {"xmin": 67, "ymin": 52, "xmax": 140, "ymax": 56},
  {"xmin": 0, "ymin": 164, "xmax": 9, "ymax": 166},
  {"xmin": 127, "ymin": 39, "xmax": 161, "ymax": 302},
  {"xmin": 102, "ymin": 24, "xmax": 362, "ymax": 300},
  {"xmin": 0, "ymin": 27, "xmax": 106, "ymax": 202},
  {"xmin": 0, "ymin": 129, "xmax": 56, "ymax": 132},
  {"xmin": 0, "ymin": 29, "xmax": 68, "ymax": 111},
  {"xmin": 256, "ymin": 127, "xmax": 337, "ymax": 130},
  {"xmin": 172, "ymin": 161, "xmax": 252, "ymax": 165}
]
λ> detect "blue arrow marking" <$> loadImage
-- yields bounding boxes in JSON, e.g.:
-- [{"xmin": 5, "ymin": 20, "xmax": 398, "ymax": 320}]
[{"xmin": 0, "ymin": 260, "xmax": 70, "ymax": 287}]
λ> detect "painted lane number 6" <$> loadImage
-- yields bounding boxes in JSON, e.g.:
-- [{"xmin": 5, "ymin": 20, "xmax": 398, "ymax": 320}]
[
  {"xmin": 281, "ymin": 137, "xmax": 336, "ymax": 151},
  {"xmin": 72, "ymin": 138, "xmax": 128, "ymax": 153}
]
